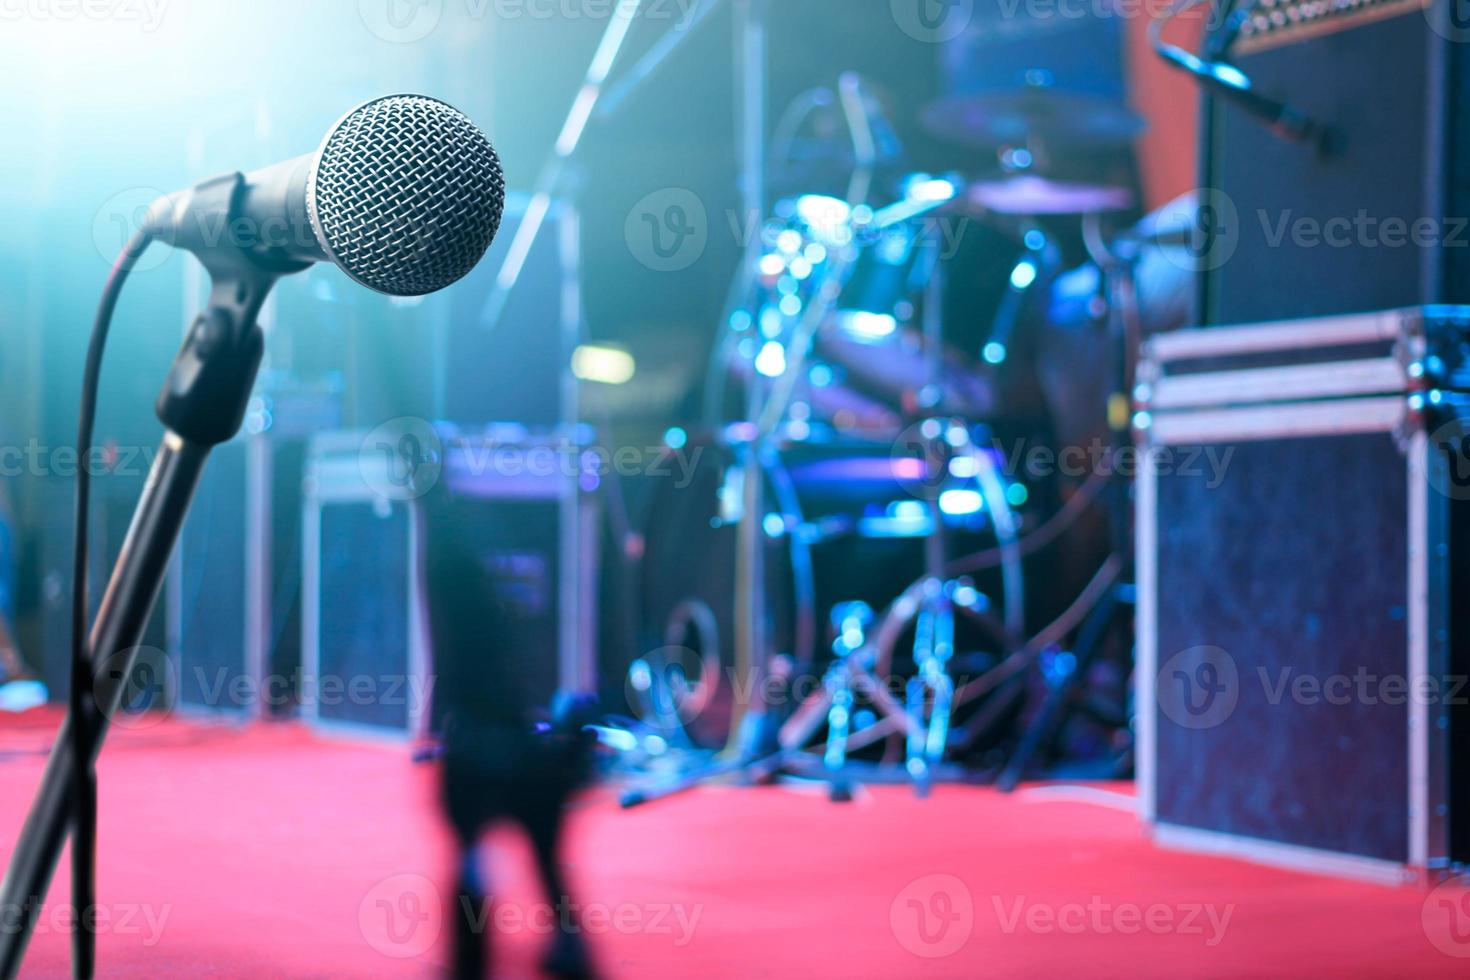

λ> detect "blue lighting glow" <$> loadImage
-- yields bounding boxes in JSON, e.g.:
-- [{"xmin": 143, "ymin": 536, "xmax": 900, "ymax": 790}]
[
  {"xmin": 836, "ymin": 310, "xmax": 898, "ymax": 341},
  {"xmin": 949, "ymin": 456, "xmax": 980, "ymax": 478},
  {"xmin": 909, "ymin": 177, "xmax": 957, "ymax": 203},
  {"xmin": 1215, "ymin": 63, "xmax": 1250, "ymax": 89},
  {"xmin": 755, "ymin": 341, "xmax": 787, "ymax": 377},
  {"xmin": 795, "ymin": 195, "xmax": 852, "ymax": 244},
  {"xmin": 939, "ymin": 489, "xmax": 984, "ymax": 516},
  {"xmin": 1010, "ymin": 260, "xmax": 1038, "ymax": 290},
  {"xmin": 983, "ymin": 342, "xmax": 1008, "ymax": 365},
  {"xmin": 890, "ymin": 500, "xmax": 927, "ymax": 522}
]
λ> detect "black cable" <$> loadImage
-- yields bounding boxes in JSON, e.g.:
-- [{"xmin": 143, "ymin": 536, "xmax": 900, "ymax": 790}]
[
  {"xmin": 71, "ymin": 228, "xmax": 154, "ymax": 979},
  {"xmin": 1150, "ymin": 0, "xmax": 1316, "ymax": 143}
]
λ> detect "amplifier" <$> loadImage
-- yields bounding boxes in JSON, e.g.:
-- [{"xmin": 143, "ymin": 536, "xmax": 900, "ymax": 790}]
[
  {"xmin": 166, "ymin": 374, "xmax": 342, "ymax": 717},
  {"xmin": 302, "ymin": 427, "xmax": 597, "ymax": 736},
  {"xmin": 1234, "ymin": 0, "xmax": 1432, "ymax": 54},
  {"xmin": 1200, "ymin": 0, "xmax": 1470, "ymax": 324},
  {"xmin": 1135, "ymin": 306, "xmax": 1470, "ymax": 880}
]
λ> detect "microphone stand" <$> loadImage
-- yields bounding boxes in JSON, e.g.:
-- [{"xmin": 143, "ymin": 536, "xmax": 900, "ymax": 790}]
[{"xmin": 0, "ymin": 173, "xmax": 305, "ymax": 977}]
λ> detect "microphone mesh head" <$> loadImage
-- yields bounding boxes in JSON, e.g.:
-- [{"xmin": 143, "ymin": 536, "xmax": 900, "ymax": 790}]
[{"xmin": 309, "ymin": 95, "xmax": 504, "ymax": 296}]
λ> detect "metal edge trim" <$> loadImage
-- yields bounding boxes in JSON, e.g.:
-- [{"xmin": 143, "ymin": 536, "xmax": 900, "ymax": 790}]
[
  {"xmin": 1145, "ymin": 397, "xmax": 1405, "ymax": 446},
  {"xmin": 1149, "ymin": 359, "xmax": 1406, "ymax": 411},
  {"xmin": 244, "ymin": 435, "xmax": 270, "ymax": 720},
  {"xmin": 300, "ymin": 495, "xmax": 322, "ymax": 725},
  {"xmin": 1152, "ymin": 823, "xmax": 1415, "ymax": 886},
  {"xmin": 1144, "ymin": 309, "xmax": 1406, "ymax": 363},
  {"xmin": 407, "ymin": 501, "xmax": 429, "ymax": 740},
  {"xmin": 1136, "ymin": 427, "xmax": 1159, "ymax": 824},
  {"xmin": 1408, "ymin": 428, "xmax": 1430, "ymax": 868}
]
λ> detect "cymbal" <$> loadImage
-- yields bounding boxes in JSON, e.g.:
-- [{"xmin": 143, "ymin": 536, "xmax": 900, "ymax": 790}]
[
  {"xmin": 961, "ymin": 175, "xmax": 1135, "ymax": 216},
  {"xmin": 921, "ymin": 90, "xmax": 1144, "ymax": 150}
]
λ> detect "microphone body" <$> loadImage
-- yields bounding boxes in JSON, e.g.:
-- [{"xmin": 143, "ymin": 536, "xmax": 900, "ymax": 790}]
[
  {"xmin": 147, "ymin": 94, "xmax": 506, "ymax": 296},
  {"xmin": 148, "ymin": 153, "xmax": 325, "ymax": 268}
]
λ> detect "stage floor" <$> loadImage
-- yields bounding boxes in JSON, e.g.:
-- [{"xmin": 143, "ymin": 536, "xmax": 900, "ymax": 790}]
[{"xmin": 0, "ymin": 708, "xmax": 1465, "ymax": 978}]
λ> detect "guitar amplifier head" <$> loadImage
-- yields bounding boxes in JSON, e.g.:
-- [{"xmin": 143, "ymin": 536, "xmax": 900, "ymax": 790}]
[
  {"xmin": 1200, "ymin": 0, "xmax": 1470, "ymax": 325},
  {"xmin": 1234, "ymin": 0, "xmax": 1431, "ymax": 54}
]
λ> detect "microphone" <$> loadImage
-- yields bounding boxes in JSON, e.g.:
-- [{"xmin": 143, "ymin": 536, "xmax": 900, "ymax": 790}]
[
  {"xmin": 0, "ymin": 94, "xmax": 507, "ymax": 980},
  {"xmin": 146, "ymin": 94, "xmax": 506, "ymax": 296}
]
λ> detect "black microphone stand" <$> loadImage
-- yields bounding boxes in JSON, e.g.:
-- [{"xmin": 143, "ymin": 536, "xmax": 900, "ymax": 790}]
[{"xmin": 0, "ymin": 173, "xmax": 307, "ymax": 978}]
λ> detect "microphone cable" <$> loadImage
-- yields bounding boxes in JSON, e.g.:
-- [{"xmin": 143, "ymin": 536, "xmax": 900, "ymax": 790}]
[
  {"xmin": 70, "ymin": 228, "xmax": 155, "ymax": 979},
  {"xmin": 1150, "ymin": 0, "xmax": 1318, "ymax": 144}
]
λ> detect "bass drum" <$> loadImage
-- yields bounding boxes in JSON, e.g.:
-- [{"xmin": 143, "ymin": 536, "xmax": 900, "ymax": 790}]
[
  {"xmin": 636, "ymin": 438, "xmax": 798, "ymax": 751},
  {"xmin": 636, "ymin": 433, "xmax": 1029, "ymax": 755}
]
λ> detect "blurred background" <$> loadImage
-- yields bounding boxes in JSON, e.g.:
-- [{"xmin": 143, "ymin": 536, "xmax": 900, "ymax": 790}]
[{"xmin": 4, "ymin": 1, "xmax": 1468, "ymax": 977}]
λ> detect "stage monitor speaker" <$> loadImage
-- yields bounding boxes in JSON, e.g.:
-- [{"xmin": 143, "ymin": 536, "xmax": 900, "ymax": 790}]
[
  {"xmin": 1200, "ymin": 0, "xmax": 1470, "ymax": 325},
  {"xmin": 1136, "ymin": 307, "xmax": 1470, "ymax": 877},
  {"xmin": 302, "ymin": 430, "xmax": 597, "ymax": 736},
  {"xmin": 166, "ymin": 374, "xmax": 341, "ymax": 717}
]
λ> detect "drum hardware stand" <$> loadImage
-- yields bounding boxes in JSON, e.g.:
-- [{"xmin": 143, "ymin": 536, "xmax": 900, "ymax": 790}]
[
  {"xmin": 994, "ymin": 215, "xmax": 1143, "ymax": 791},
  {"xmin": 778, "ymin": 247, "xmax": 1031, "ymax": 800},
  {"xmin": 620, "ymin": 0, "xmax": 801, "ymax": 808}
]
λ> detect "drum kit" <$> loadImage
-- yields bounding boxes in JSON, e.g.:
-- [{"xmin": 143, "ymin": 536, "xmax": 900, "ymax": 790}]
[{"xmin": 620, "ymin": 67, "xmax": 1155, "ymax": 804}]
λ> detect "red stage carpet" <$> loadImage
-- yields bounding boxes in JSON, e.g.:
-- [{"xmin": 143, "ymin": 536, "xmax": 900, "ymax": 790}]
[{"xmin": 1, "ymin": 707, "xmax": 1466, "ymax": 978}]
